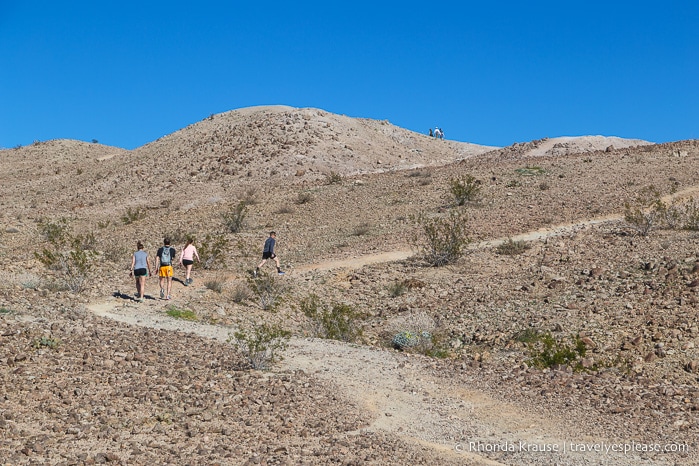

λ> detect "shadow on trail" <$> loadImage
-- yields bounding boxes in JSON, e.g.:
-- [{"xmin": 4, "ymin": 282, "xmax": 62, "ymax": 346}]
[{"xmin": 112, "ymin": 291, "xmax": 155, "ymax": 301}]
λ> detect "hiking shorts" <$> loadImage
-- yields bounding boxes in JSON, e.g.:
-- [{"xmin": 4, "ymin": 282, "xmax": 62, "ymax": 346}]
[
  {"xmin": 159, "ymin": 265, "xmax": 173, "ymax": 278},
  {"xmin": 262, "ymin": 252, "xmax": 276, "ymax": 260},
  {"xmin": 133, "ymin": 268, "xmax": 148, "ymax": 277},
  {"xmin": 182, "ymin": 259, "xmax": 194, "ymax": 266}
]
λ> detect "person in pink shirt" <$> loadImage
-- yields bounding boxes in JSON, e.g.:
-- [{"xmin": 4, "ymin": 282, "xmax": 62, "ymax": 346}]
[{"xmin": 179, "ymin": 238, "xmax": 200, "ymax": 286}]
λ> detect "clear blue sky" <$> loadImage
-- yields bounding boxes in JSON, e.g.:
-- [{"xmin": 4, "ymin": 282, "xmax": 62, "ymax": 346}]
[{"xmin": 1, "ymin": 1, "xmax": 697, "ymax": 150}]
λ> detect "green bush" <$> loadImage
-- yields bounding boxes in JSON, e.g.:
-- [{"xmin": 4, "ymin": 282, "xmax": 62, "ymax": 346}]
[
  {"xmin": 449, "ymin": 174, "xmax": 481, "ymax": 206},
  {"xmin": 525, "ymin": 332, "xmax": 587, "ymax": 370},
  {"xmin": 198, "ymin": 233, "xmax": 230, "ymax": 270},
  {"xmin": 121, "ymin": 207, "xmax": 146, "ymax": 225},
  {"xmin": 38, "ymin": 218, "xmax": 69, "ymax": 244},
  {"xmin": 301, "ymin": 294, "xmax": 364, "ymax": 343},
  {"xmin": 222, "ymin": 201, "xmax": 248, "ymax": 233},
  {"xmin": 33, "ymin": 336, "xmax": 60, "ymax": 350},
  {"xmin": 34, "ymin": 235, "xmax": 96, "ymax": 294},
  {"xmin": 232, "ymin": 322, "xmax": 291, "ymax": 370},
  {"xmin": 387, "ymin": 281, "xmax": 408, "ymax": 297},
  {"xmin": 411, "ymin": 209, "xmax": 470, "ymax": 267},
  {"xmin": 515, "ymin": 166, "xmax": 546, "ymax": 176},
  {"xmin": 166, "ymin": 306, "xmax": 198, "ymax": 321},
  {"xmin": 495, "ymin": 238, "xmax": 531, "ymax": 256}
]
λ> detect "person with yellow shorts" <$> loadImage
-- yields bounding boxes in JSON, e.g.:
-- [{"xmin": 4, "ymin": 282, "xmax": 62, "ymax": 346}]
[{"xmin": 155, "ymin": 238, "xmax": 176, "ymax": 300}]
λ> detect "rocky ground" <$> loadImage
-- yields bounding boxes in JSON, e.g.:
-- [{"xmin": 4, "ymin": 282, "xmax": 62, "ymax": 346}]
[{"xmin": 1, "ymin": 107, "xmax": 699, "ymax": 464}]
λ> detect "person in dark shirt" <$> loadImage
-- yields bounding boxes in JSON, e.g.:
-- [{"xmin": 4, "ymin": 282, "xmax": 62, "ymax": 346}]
[{"xmin": 254, "ymin": 231, "xmax": 284, "ymax": 276}]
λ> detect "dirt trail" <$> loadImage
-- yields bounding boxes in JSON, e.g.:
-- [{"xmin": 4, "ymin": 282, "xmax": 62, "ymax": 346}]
[
  {"xmin": 86, "ymin": 186, "xmax": 699, "ymax": 465},
  {"xmin": 293, "ymin": 184, "xmax": 699, "ymax": 274}
]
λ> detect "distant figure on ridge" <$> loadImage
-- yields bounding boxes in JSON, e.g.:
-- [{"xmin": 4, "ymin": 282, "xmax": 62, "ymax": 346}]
[
  {"xmin": 130, "ymin": 241, "xmax": 153, "ymax": 302},
  {"xmin": 254, "ymin": 231, "xmax": 285, "ymax": 277},
  {"xmin": 429, "ymin": 128, "xmax": 433, "ymax": 137},
  {"xmin": 155, "ymin": 238, "xmax": 176, "ymax": 300},
  {"xmin": 179, "ymin": 238, "xmax": 200, "ymax": 286}
]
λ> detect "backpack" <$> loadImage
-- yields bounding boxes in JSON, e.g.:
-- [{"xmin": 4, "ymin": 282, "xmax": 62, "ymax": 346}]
[{"xmin": 160, "ymin": 247, "xmax": 172, "ymax": 266}]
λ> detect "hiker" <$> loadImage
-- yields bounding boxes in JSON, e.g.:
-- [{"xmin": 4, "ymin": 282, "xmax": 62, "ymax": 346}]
[
  {"xmin": 130, "ymin": 241, "xmax": 153, "ymax": 302},
  {"xmin": 438, "ymin": 127, "xmax": 445, "ymax": 140},
  {"xmin": 179, "ymin": 238, "xmax": 200, "ymax": 286},
  {"xmin": 429, "ymin": 128, "xmax": 433, "ymax": 137},
  {"xmin": 155, "ymin": 237, "xmax": 176, "ymax": 300},
  {"xmin": 254, "ymin": 231, "xmax": 285, "ymax": 276}
]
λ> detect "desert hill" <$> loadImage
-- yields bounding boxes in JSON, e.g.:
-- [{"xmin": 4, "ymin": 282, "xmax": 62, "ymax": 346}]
[{"xmin": 1, "ymin": 107, "xmax": 699, "ymax": 464}]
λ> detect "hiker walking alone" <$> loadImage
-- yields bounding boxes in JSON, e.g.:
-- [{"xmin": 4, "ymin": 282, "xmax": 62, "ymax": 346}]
[
  {"xmin": 179, "ymin": 238, "xmax": 200, "ymax": 286},
  {"xmin": 155, "ymin": 238, "xmax": 176, "ymax": 300},
  {"xmin": 254, "ymin": 231, "xmax": 285, "ymax": 276},
  {"xmin": 130, "ymin": 241, "xmax": 153, "ymax": 302}
]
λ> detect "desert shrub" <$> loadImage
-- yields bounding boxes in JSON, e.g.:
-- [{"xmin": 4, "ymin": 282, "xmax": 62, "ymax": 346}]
[
  {"xmin": 387, "ymin": 281, "xmax": 407, "ymax": 297},
  {"xmin": 514, "ymin": 328, "xmax": 542, "ymax": 344},
  {"xmin": 406, "ymin": 170, "xmax": 431, "ymax": 178},
  {"xmin": 222, "ymin": 201, "xmax": 248, "ymax": 233},
  {"xmin": 351, "ymin": 222, "xmax": 371, "ymax": 236},
  {"xmin": 495, "ymin": 238, "xmax": 531, "ymax": 256},
  {"xmin": 295, "ymin": 191, "xmax": 313, "ymax": 205},
  {"xmin": 326, "ymin": 171, "xmax": 343, "ymax": 185},
  {"xmin": 301, "ymin": 294, "xmax": 364, "ymax": 343},
  {"xmin": 449, "ymin": 174, "xmax": 481, "ymax": 205},
  {"xmin": 232, "ymin": 322, "xmax": 291, "ymax": 370},
  {"xmin": 515, "ymin": 166, "xmax": 546, "ymax": 176},
  {"xmin": 0, "ymin": 307, "xmax": 12, "ymax": 315},
  {"xmin": 38, "ymin": 218, "xmax": 69, "ymax": 244},
  {"xmin": 275, "ymin": 205, "xmax": 295, "ymax": 215},
  {"xmin": 166, "ymin": 306, "xmax": 198, "ymax": 321},
  {"xmin": 248, "ymin": 272, "xmax": 287, "ymax": 311},
  {"xmin": 231, "ymin": 283, "xmax": 252, "ymax": 303},
  {"xmin": 33, "ymin": 336, "xmax": 60, "ymax": 350},
  {"xmin": 683, "ymin": 198, "xmax": 699, "ymax": 230},
  {"xmin": 410, "ymin": 209, "xmax": 469, "ymax": 267},
  {"xmin": 204, "ymin": 280, "xmax": 223, "ymax": 293},
  {"xmin": 35, "ymin": 235, "xmax": 96, "ymax": 294},
  {"xmin": 121, "ymin": 207, "xmax": 146, "ymax": 225},
  {"xmin": 623, "ymin": 186, "xmax": 663, "ymax": 236},
  {"xmin": 197, "ymin": 233, "xmax": 230, "ymax": 270},
  {"xmin": 524, "ymin": 332, "xmax": 587, "ymax": 370},
  {"xmin": 241, "ymin": 188, "xmax": 259, "ymax": 206},
  {"xmin": 74, "ymin": 231, "xmax": 97, "ymax": 251}
]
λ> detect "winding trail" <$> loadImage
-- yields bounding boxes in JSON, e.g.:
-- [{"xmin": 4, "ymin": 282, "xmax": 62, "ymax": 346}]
[{"xmin": 87, "ymin": 185, "xmax": 699, "ymax": 465}]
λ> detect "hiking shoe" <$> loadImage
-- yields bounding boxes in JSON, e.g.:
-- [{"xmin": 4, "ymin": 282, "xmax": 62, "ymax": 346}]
[
  {"xmin": 187, "ymin": 278, "xmax": 193, "ymax": 285},
  {"xmin": 166, "ymin": 295, "xmax": 171, "ymax": 300},
  {"xmin": 278, "ymin": 270, "xmax": 285, "ymax": 276},
  {"xmin": 184, "ymin": 280, "xmax": 189, "ymax": 287},
  {"xmin": 138, "ymin": 297, "xmax": 144, "ymax": 303},
  {"xmin": 252, "ymin": 269, "xmax": 258, "ymax": 278},
  {"xmin": 160, "ymin": 288, "xmax": 165, "ymax": 299}
]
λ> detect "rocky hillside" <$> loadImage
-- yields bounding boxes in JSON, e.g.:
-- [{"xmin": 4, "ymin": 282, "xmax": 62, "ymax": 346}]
[{"xmin": 1, "ymin": 107, "xmax": 699, "ymax": 464}]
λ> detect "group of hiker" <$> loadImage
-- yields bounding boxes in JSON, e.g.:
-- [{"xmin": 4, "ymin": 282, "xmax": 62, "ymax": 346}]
[
  {"xmin": 428, "ymin": 127, "xmax": 445, "ymax": 140},
  {"xmin": 130, "ymin": 232, "xmax": 283, "ymax": 302}
]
